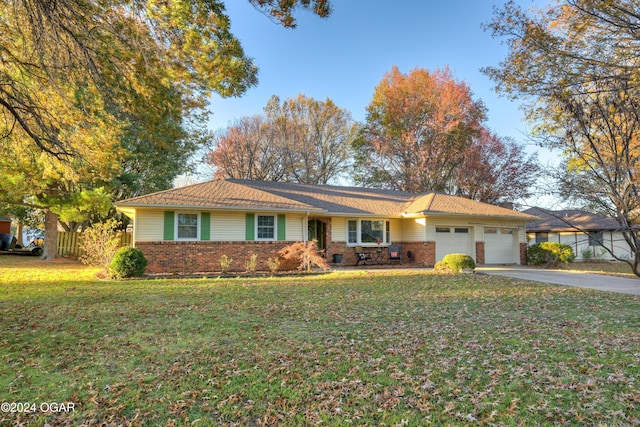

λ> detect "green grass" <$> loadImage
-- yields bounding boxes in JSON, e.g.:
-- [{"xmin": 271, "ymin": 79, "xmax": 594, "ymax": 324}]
[
  {"xmin": 557, "ymin": 261, "xmax": 636, "ymax": 277},
  {"xmin": 1, "ymin": 257, "xmax": 639, "ymax": 426}
]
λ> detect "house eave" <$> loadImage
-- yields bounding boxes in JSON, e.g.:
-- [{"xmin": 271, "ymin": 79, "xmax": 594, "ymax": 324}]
[
  {"xmin": 115, "ymin": 203, "xmax": 324, "ymax": 214},
  {"xmin": 417, "ymin": 211, "xmax": 536, "ymax": 221}
]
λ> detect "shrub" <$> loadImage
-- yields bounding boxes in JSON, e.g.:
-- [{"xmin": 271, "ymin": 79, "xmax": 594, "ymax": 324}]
[
  {"xmin": 278, "ymin": 239, "xmax": 330, "ymax": 272},
  {"xmin": 438, "ymin": 253, "xmax": 476, "ymax": 273},
  {"xmin": 219, "ymin": 254, "xmax": 234, "ymax": 274},
  {"xmin": 109, "ymin": 247, "xmax": 148, "ymax": 278},
  {"xmin": 266, "ymin": 257, "xmax": 281, "ymax": 275},
  {"xmin": 527, "ymin": 242, "xmax": 575, "ymax": 267},
  {"xmin": 245, "ymin": 253, "xmax": 258, "ymax": 275},
  {"xmin": 79, "ymin": 219, "xmax": 121, "ymax": 271},
  {"xmin": 433, "ymin": 261, "xmax": 456, "ymax": 274}
]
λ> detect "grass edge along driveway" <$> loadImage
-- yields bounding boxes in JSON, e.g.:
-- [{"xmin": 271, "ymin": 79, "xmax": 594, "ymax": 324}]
[{"xmin": 1, "ymin": 259, "xmax": 639, "ymax": 426}]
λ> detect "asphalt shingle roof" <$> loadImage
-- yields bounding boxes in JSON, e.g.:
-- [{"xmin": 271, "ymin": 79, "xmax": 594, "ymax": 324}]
[
  {"xmin": 117, "ymin": 179, "xmax": 536, "ymax": 220},
  {"xmin": 524, "ymin": 207, "xmax": 622, "ymax": 232}
]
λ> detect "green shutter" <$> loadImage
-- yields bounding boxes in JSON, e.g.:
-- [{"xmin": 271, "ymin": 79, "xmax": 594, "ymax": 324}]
[
  {"xmin": 163, "ymin": 211, "xmax": 174, "ymax": 241},
  {"xmin": 201, "ymin": 212, "xmax": 210, "ymax": 241},
  {"xmin": 277, "ymin": 214, "xmax": 286, "ymax": 240},
  {"xmin": 245, "ymin": 213, "xmax": 255, "ymax": 241}
]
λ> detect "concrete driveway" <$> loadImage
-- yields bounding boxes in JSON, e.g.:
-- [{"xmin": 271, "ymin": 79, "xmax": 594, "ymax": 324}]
[{"xmin": 477, "ymin": 266, "xmax": 640, "ymax": 296}]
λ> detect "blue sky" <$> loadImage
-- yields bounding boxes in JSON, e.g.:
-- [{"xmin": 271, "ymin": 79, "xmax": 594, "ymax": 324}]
[{"xmin": 205, "ymin": 0, "xmax": 558, "ymax": 206}]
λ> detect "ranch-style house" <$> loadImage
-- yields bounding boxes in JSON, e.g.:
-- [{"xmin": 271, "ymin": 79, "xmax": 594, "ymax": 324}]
[{"xmin": 115, "ymin": 179, "xmax": 537, "ymax": 274}]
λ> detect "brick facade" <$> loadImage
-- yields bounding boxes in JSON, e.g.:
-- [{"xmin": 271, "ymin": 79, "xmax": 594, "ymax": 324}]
[
  {"xmin": 136, "ymin": 241, "xmax": 300, "ymax": 275},
  {"xmin": 520, "ymin": 242, "xmax": 528, "ymax": 265},
  {"xmin": 137, "ymin": 237, "xmax": 525, "ymax": 274},
  {"xmin": 475, "ymin": 241, "xmax": 485, "ymax": 265},
  {"xmin": 325, "ymin": 241, "xmax": 436, "ymax": 267}
]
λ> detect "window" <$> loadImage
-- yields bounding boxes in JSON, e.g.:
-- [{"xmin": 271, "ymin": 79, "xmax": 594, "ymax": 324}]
[
  {"xmin": 177, "ymin": 213, "xmax": 198, "ymax": 240},
  {"xmin": 436, "ymin": 227, "xmax": 450, "ymax": 233},
  {"xmin": 257, "ymin": 215, "xmax": 275, "ymax": 240},
  {"xmin": 348, "ymin": 220, "xmax": 358, "ymax": 244},
  {"xmin": 386, "ymin": 221, "xmax": 390, "ymax": 243},
  {"xmin": 485, "ymin": 228, "xmax": 497, "ymax": 234},
  {"xmin": 361, "ymin": 220, "xmax": 384, "ymax": 243},
  {"xmin": 588, "ymin": 231, "xmax": 603, "ymax": 246},
  {"xmin": 454, "ymin": 228, "xmax": 469, "ymax": 234},
  {"xmin": 346, "ymin": 219, "xmax": 390, "ymax": 245},
  {"xmin": 536, "ymin": 232, "xmax": 548, "ymax": 244}
]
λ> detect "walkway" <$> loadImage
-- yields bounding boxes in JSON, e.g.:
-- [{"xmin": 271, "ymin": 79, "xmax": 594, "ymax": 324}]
[{"xmin": 477, "ymin": 266, "xmax": 640, "ymax": 296}]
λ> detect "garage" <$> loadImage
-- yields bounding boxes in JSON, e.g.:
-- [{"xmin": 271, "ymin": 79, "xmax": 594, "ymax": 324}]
[
  {"xmin": 435, "ymin": 226, "xmax": 473, "ymax": 262},
  {"xmin": 484, "ymin": 227, "xmax": 518, "ymax": 264}
]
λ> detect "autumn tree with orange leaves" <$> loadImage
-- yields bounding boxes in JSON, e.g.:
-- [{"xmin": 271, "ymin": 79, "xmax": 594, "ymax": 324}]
[{"xmin": 353, "ymin": 66, "xmax": 539, "ymax": 204}]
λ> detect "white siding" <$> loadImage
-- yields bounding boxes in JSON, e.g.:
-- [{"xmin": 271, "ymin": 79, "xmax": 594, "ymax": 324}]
[
  {"xmin": 388, "ymin": 218, "xmax": 402, "ymax": 243},
  {"xmin": 332, "ymin": 217, "xmax": 347, "ymax": 242},
  {"xmin": 134, "ymin": 210, "xmax": 164, "ymax": 242},
  {"xmin": 401, "ymin": 217, "xmax": 426, "ymax": 242},
  {"xmin": 286, "ymin": 215, "xmax": 305, "ymax": 241},
  {"xmin": 211, "ymin": 212, "xmax": 245, "ymax": 241}
]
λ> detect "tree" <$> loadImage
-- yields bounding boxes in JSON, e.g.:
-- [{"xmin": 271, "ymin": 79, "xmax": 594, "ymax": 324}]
[
  {"xmin": 265, "ymin": 94, "xmax": 358, "ymax": 184},
  {"xmin": 484, "ymin": 0, "xmax": 640, "ymax": 276},
  {"xmin": 208, "ymin": 115, "xmax": 288, "ymax": 181},
  {"xmin": 453, "ymin": 129, "xmax": 540, "ymax": 204},
  {"xmin": 0, "ymin": 0, "xmax": 331, "ymax": 259},
  {"xmin": 209, "ymin": 94, "xmax": 357, "ymax": 184},
  {"xmin": 353, "ymin": 66, "xmax": 487, "ymax": 193}
]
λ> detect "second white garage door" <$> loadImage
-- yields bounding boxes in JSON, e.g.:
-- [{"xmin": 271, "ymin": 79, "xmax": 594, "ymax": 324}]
[{"xmin": 484, "ymin": 227, "xmax": 518, "ymax": 264}]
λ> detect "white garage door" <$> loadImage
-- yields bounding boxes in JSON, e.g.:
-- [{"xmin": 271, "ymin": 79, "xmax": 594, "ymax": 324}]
[
  {"xmin": 435, "ymin": 226, "xmax": 473, "ymax": 262},
  {"xmin": 484, "ymin": 227, "xmax": 517, "ymax": 264}
]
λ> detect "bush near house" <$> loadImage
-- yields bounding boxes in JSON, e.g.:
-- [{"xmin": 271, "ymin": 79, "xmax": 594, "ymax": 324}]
[
  {"xmin": 278, "ymin": 239, "xmax": 329, "ymax": 272},
  {"xmin": 109, "ymin": 247, "xmax": 148, "ymax": 278},
  {"xmin": 527, "ymin": 241, "xmax": 575, "ymax": 267},
  {"xmin": 435, "ymin": 253, "xmax": 476, "ymax": 273}
]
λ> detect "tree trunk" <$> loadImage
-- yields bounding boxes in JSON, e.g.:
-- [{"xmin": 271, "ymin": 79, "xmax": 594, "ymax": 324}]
[
  {"xmin": 15, "ymin": 220, "xmax": 24, "ymax": 247},
  {"xmin": 41, "ymin": 209, "xmax": 58, "ymax": 260}
]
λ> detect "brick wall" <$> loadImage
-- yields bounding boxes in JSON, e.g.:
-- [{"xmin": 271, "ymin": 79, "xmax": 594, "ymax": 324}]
[
  {"xmin": 475, "ymin": 241, "xmax": 485, "ymax": 265},
  {"xmin": 520, "ymin": 242, "xmax": 528, "ymax": 265},
  {"xmin": 137, "ymin": 241, "xmax": 299, "ymax": 275},
  {"xmin": 326, "ymin": 241, "xmax": 436, "ymax": 267}
]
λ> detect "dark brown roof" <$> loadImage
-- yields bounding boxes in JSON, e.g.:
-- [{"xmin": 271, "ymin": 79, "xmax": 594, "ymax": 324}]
[
  {"xmin": 117, "ymin": 179, "xmax": 537, "ymax": 220},
  {"xmin": 524, "ymin": 207, "xmax": 622, "ymax": 232}
]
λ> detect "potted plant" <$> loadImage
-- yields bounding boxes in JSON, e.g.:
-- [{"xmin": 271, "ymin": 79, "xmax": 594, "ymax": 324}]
[{"xmin": 332, "ymin": 243, "xmax": 346, "ymax": 264}]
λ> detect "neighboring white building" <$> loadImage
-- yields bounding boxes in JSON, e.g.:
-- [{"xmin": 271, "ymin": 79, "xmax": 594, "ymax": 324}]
[{"xmin": 524, "ymin": 207, "xmax": 633, "ymax": 261}]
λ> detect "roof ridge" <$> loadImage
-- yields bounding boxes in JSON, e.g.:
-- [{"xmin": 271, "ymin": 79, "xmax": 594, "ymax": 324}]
[
  {"xmin": 118, "ymin": 179, "xmax": 217, "ymax": 204},
  {"xmin": 422, "ymin": 192, "xmax": 437, "ymax": 212}
]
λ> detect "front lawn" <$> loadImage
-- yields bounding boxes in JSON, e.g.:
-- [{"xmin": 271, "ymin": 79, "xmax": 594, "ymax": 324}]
[{"xmin": 1, "ymin": 257, "xmax": 639, "ymax": 426}]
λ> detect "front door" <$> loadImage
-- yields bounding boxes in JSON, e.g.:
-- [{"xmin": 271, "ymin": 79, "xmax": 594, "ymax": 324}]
[{"xmin": 308, "ymin": 219, "xmax": 327, "ymax": 252}]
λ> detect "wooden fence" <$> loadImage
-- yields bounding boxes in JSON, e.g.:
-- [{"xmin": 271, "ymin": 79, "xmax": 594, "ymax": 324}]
[{"xmin": 57, "ymin": 231, "xmax": 132, "ymax": 258}]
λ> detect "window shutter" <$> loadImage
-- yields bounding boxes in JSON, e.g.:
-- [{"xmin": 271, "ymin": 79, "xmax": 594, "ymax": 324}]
[
  {"xmin": 277, "ymin": 214, "xmax": 286, "ymax": 240},
  {"xmin": 201, "ymin": 212, "xmax": 210, "ymax": 241},
  {"xmin": 245, "ymin": 213, "xmax": 255, "ymax": 241},
  {"xmin": 163, "ymin": 211, "xmax": 175, "ymax": 241}
]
